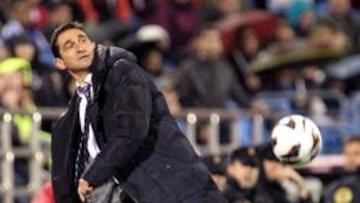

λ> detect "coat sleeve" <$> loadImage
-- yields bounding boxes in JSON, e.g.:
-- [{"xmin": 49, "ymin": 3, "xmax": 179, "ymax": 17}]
[{"xmin": 83, "ymin": 58, "xmax": 152, "ymax": 187}]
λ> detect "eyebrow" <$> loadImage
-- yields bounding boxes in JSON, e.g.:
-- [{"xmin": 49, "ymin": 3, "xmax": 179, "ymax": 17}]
[{"xmin": 78, "ymin": 34, "xmax": 87, "ymax": 39}]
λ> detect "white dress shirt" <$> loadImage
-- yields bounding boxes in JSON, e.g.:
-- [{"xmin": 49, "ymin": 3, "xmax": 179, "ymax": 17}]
[{"xmin": 76, "ymin": 73, "xmax": 100, "ymax": 159}]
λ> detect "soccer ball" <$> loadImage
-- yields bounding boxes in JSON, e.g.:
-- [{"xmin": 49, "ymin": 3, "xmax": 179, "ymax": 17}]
[{"xmin": 271, "ymin": 114, "xmax": 322, "ymax": 167}]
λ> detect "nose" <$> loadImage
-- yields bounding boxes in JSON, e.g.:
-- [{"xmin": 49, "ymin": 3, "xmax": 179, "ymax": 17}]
[{"xmin": 77, "ymin": 45, "xmax": 85, "ymax": 53}]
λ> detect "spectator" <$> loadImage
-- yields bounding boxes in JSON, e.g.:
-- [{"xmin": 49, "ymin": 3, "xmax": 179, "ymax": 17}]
[
  {"xmin": 77, "ymin": 0, "xmax": 137, "ymax": 43},
  {"xmin": 154, "ymin": 0, "xmax": 199, "ymax": 63},
  {"xmin": 274, "ymin": 19, "xmax": 297, "ymax": 44},
  {"xmin": 0, "ymin": 57, "xmax": 50, "ymax": 141},
  {"xmin": 319, "ymin": 0, "xmax": 360, "ymax": 51},
  {"xmin": 7, "ymin": 34, "xmax": 68, "ymax": 107},
  {"xmin": 175, "ymin": 24, "xmax": 250, "ymax": 109},
  {"xmin": 43, "ymin": 2, "xmax": 74, "ymax": 41},
  {"xmin": 343, "ymin": 136, "xmax": 360, "ymax": 172},
  {"xmin": 228, "ymin": 26, "xmax": 264, "ymax": 96},
  {"xmin": 309, "ymin": 22, "xmax": 350, "ymax": 53},
  {"xmin": 77, "ymin": 0, "xmax": 133, "ymax": 24},
  {"xmin": 287, "ymin": 0, "xmax": 316, "ymax": 37},
  {"xmin": 28, "ymin": 0, "xmax": 50, "ymax": 30},
  {"xmin": 202, "ymin": 153, "xmax": 229, "ymax": 191},
  {"xmin": 1, "ymin": 0, "xmax": 54, "ymax": 68},
  {"xmin": 322, "ymin": 136, "xmax": 360, "ymax": 203},
  {"xmin": 175, "ymin": 24, "xmax": 268, "ymax": 144},
  {"xmin": 223, "ymin": 146, "xmax": 266, "ymax": 203},
  {"xmin": 0, "ymin": 57, "xmax": 51, "ymax": 203}
]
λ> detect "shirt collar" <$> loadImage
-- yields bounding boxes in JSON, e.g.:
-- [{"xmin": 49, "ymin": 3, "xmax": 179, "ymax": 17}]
[
  {"xmin": 75, "ymin": 73, "xmax": 93, "ymax": 88},
  {"xmin": 76, "ymin": 73, "xmax": 93, "ymax": 97}
]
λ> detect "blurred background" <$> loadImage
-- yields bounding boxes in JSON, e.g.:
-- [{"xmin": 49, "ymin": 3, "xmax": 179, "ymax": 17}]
[{"xmin": 1, "ymin": 0, "xmax": 360, "ymax": 202}]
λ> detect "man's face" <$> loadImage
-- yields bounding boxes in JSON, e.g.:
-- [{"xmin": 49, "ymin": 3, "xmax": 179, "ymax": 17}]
[
  {"xmin": 55, "ymin": 28, "xmax": 95, "ymax": 73},
  {"xmin": 14, "ymin": 43, "xmax": 35, "ymax": 61},
  {"xmin": 263, "ymin": 159, "xmax": 284, "ymax": 181},
  {"xmin": 195, "ymin": 29, "xmax": 223, "ymax": 59},
  {"xmin": 344, "ymin": 141, "xmax": 360, "ymax": 171},
  {"xmin": 227, "ymin": 161, "xmax": 259, "ymax": 189},
  {"xmin": 329, "ymin": 0, "xmax": 350, "ymax": 16}
]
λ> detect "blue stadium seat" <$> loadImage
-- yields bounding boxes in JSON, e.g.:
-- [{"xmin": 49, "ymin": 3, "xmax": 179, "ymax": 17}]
[
  {"xmin": 318, "ymin": 126, "xmax": 344, "ymax": 154},
  {"xmin": 235, "ymin": 117, "xmax": 270, "ymax": 146}
]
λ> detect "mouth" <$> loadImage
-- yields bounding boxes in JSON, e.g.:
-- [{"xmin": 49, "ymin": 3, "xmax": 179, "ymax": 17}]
[{"xmin": 79, "ymin": 55, "xmax": 89, "ymax": 60}]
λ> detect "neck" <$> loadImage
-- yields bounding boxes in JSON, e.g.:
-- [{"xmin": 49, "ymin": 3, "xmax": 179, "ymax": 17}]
[{"xmin": 70, "ymin": 70, "xmax": 89, "ymax": 84}]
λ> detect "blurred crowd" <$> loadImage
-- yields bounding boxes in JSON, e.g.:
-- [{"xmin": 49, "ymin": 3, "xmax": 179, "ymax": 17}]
[
  {"xmin": 201, "ymin": 137, "xmax": 360, "ymax": 203},
  {"xmin": 0, "ymin": 0, "xmax": 360, "ymax": 116},
  {"xmin": 1, "ymin": 0, "xmax": 360, "ymax": 202}
]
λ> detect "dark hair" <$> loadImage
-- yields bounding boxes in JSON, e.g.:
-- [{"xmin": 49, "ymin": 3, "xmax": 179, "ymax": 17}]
[
  {"xmin": 191, "ymin": 23, "xmax": 216, "ymax": 38},
  {"xmin": 50, "ymin": 21, "xmax": 87, "ymax": 58},
  {"xmin": 230, "ymin": 146, "xmax": 259, "ymax": 167},
  {"xmin": 7, "ymin": 34, "xmax": 34, "ymax": 56},
  {"xmin": 10, "ymin": 0, "xmax": 27, "ymax": 10},
  {"xmin": 201, "ymin": 154, "xmax": 229, "ymax": 175},
  {"xmin": 258, "ymin": 143, "xmax": 278, "ymax": 161},
  {"xmin": 344, "ymin": 136, "xmax": 360, "ymax": 145}
]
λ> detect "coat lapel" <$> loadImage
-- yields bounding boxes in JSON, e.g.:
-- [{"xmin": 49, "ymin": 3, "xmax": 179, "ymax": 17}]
[
  {"xmin": 63, "ymin": 96, "xmax": 81, "ymax": 182},
  {"xmin": 88, "ymin": 45, "xmax": 109, "ymax": 149}
]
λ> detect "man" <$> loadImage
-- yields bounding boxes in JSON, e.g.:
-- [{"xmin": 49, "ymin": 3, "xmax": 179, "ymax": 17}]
[
  {"xmin": 50, "ymin": 21, "xmax": 228, "ymax": 203},
  {"xmin": 343, "ymin": 136, "xmax": 360, "ymax": 172},
  {"xmin": 202, "ymin": 154, "xmax": 229, "ymax": 191},
  {"xmin": 223, "ymin": 146, "xmax": 266, "ymax": 203},
  {"xmin": 175, "ymin": 24, "xmax": 258, "ymax": 144},
  {"xmin": 319, "ymin": 0, "xmax": 360, "ymax": 51},
  {"xmin": 322, "ymin": 136, "xmax": 360, "ymax": 203},
  {"xmin": 1, "ymin": 0, "xmax": 54, "ymax": 68},
  {"xmin": 175, "ymin": 24, "xmax": 250, "ymax": 109}
]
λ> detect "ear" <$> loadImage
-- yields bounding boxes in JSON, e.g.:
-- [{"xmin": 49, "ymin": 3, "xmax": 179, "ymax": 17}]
[{"xmin": 54, "ymin": 58, "xmax": 66, "ymax": 70}]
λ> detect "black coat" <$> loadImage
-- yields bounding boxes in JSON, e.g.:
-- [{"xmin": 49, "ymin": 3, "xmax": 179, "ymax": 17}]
[
  {"xmin": 51, "ymin": 45, "xmax": 226, "ymax": 203},
  {"xmin": 323, "ymin": 175, "xmax": 360, "ymax": 203}
]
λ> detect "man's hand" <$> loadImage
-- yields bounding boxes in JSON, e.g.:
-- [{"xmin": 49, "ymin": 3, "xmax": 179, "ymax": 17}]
[
  {"xmin": 280, "ymin": 166, "xmax": 309, "ymax": 198},
  {"xmin": 77, "ymin": 178, "xmax": 94, "ymax": 202}
]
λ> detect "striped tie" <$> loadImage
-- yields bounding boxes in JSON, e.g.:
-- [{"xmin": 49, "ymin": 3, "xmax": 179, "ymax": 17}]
[{"xmin": 75, "ymin": 84, "xmax": 92, "ymax": 183}]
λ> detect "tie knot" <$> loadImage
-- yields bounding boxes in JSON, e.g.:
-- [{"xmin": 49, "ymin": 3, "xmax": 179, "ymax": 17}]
[{"xmin": 77, "ymin": 83, "xmax": 92, "ymax": 101}]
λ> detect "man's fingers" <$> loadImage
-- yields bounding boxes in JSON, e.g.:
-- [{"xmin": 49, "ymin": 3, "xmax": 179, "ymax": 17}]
[
  {"xmin": 78, "ymin": 191, "xmax": 85, "ymax": 202},
  {"xmin": 77, "ymin": 179, "xmax": 94, "ymax": 202},
  {"xmin": 78, "ymin": 187, "xmax": 90, "ymax": 202}
]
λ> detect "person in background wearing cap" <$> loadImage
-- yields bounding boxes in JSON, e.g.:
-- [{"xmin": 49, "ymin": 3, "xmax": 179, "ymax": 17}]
[
  {"xmin": 257, "ymin": 144, "xmax": 313, "ymax": 203},
  {"xmin": 202, "ymin": 154, "xmax": 229, "ymax": 191},
  {"xmin": 223, "ymin": 146, "xmax": 270, "ymax": 203},
  {"xmin": 322, "ymin": 136, "xmax": 360, "ymax": 203},
  {"xmin": 0, "ymin": 57, "xmax": 51, "ymax": 203}
]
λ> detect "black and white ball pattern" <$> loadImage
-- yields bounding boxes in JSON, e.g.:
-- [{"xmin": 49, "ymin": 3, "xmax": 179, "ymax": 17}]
[{"xmin": 271, "ymin": 114, "xmax": 322, "ymax": 167}]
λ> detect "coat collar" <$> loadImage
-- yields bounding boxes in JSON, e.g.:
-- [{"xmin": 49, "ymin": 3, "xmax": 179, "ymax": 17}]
[{"xmin": 89, "ymin": 44, "xmax": 109, "ymax": 103}]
